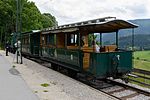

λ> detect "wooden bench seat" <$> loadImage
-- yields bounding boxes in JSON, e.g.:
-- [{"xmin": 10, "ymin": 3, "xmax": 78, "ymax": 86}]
[
  {"xmin": 100, "ymin": 45, "xmax": 117, "ymax": 52},
  {"xmin": 67, "ymin": 46, "xmax": 79, "ymax": 49},
  {"xmin": 81, "ymin": 47, "xmax": 94, "ymax": 52}
]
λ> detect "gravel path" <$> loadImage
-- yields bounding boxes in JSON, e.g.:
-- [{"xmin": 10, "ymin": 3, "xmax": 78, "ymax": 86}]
[{"xmin": 1, "ymin": 50, "xmax": 117, "ymax": 100}]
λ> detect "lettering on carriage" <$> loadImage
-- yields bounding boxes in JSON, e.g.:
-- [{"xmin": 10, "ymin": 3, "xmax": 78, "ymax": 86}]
[
  {"xmin": 71, "ymin": 54, "xmax": 73, "ymax": 60},
  {"xmin": 54, "ymin": 50, "xmax": 57, "ymax": 57},
  {"xmin": 117, "ymin": 55, "xmax": 120, "ymax": 60}
]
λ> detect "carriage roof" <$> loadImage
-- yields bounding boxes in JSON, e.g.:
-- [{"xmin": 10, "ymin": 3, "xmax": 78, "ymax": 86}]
[
  {"xmin": 42, "ymin": 17, "xmax": 138, "ymax": 34},
  {"xmin": 22, "ymin": 30, "xmax": 41, "ymax": 35}
]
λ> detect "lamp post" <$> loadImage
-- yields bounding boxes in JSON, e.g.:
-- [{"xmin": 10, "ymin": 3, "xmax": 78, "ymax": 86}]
[
  {"xmin": 16, "ymin": 0, "xmax": 19, "ymax": 63},
  {"xmin": 19, "ymin": 0, "xmax": 23, "ymax": 64},
  {"xmin": 16, "ymin": 0, "xmax": 23, "ymax": 64}
]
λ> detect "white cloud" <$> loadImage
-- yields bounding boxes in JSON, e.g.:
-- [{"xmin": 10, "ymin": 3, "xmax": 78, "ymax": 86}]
[{"xmin": 29, "ymin": 0, "xmax": 150, "ymax": 25}]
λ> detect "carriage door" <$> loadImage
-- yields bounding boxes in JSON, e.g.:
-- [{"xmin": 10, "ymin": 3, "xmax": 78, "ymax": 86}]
[{"xmin": 31, "ymin": 33, "xmax": 40, "ymax": 55}]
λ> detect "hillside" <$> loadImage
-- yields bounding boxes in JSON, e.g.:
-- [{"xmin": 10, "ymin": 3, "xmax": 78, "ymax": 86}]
[
  {"xmin": 130, "ymin": 19, "xmax": 150, "ymax": 35},
  {"xmin": 98, "ymin": 19, "xmax": 150, "ymax": 50},
  {"xmin": 119, "ymin": 34, "xmax": 150, "ymax": 50}
]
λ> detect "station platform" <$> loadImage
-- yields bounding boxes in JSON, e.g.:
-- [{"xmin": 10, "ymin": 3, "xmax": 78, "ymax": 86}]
[{"xmin": 0, "ymin": 51, "xmax": 39, "ymax": 100}]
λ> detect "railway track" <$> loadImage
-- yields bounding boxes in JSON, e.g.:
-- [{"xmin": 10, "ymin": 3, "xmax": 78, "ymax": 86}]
[
  {"xmin": 27, "ymin": 57, "xmax": 150, "ymax": 100},
  {"xmin": 77, "ymin": 75, "xmax": 150, "ymax": 100},
  {"xmin": 100, "ymin": 79, "xmax": 150, "ymax": 100}
]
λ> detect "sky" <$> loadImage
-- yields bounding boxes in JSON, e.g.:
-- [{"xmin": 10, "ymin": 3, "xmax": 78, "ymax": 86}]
[{"xmin": 29, "ymin": 0, "xmax": 150, "ymax": 25}]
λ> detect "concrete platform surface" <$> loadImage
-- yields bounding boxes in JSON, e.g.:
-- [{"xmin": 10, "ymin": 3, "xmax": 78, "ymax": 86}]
[{"xmin": 0, "ymin": 53, "xmax": 39, "ymax": 100}]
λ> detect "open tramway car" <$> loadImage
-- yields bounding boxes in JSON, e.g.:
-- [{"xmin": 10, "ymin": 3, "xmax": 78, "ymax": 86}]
[{"xmin": 23, "ymin": 17, "xmax": 138, "ymax": 79}]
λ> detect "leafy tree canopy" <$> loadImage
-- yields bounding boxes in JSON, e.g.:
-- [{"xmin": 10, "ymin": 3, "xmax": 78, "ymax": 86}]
[{"xmin": 0, "ymin": 0, "xmax": 57, "ymax": 47}]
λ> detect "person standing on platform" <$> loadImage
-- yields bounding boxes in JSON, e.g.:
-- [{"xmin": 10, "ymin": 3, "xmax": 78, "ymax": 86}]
[{"xmin": 13, "ymin": 40, "xmax": 21, "ymax": 63}]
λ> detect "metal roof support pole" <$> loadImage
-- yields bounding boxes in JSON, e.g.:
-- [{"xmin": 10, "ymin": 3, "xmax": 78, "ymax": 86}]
[
  {"xmin": 55, "ymin": 34, "xmax": 57, "ymax": 48},
  {"xmin": 99, "ymin": 33, "xmax": 102, "ymax": 47},
  {"xmin": 116, "ymin": 30, "xmax": 119, "ymax": 49},
  {"xmin": 74, "ymin": 34, "xmax": 75, "ymax": 43},
  {"xmin": 132, "ymin": 28, "xmax": 134, "ymax": 51},
  {"xmin": 16, "ymin": 0, "xmax": 19, "ymax": 63},
  {"xmin": 20, "ymin": 0, "xmax": 23, "ymax": 64},
  {"xmin": 78, "ymin": 32, "xmax": 81, "ymax": 49},
  {"xmin": 65, "ymin": 33, "xmax": 67, "ymax": 48},
  {"xmin": 0, "ymin": 27, "xmax": 3, "ymax": 44},
  {"xmin": 132, "ymin": 28, "xmax": 135, "ymax": 73},
  {"xmin": 93, "ymin": 33, "xmax": 95, "ymax": 51}
]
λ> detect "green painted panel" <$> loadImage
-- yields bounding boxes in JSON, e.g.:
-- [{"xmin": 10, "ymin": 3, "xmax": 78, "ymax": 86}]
[
  {"xmin": 56, "ymin": 48, "xmax": 80, "ymax": 66},
  {"xmin": 88, "ymin": 51, "xmax": 132, "ymax": 78},
  {"xmin": 49, "ymin": 48, "xmax": 55, "ymax": 58},
  {"xmin": 41, "ymin": 47, "xmax": 83, "ymax": 71},
  {"xmin": 42, "ymin": 47, "xmax": 49, "ymax": 58},
  {"xmin": 22, "ymin": 45, "xmax": 30, "ymax": 53},
  {"xmin": 96, "ymin": 53, "xmax": 109, "ymax": 77},
  {"xmin": 57, "ymin": 48, "xmax": 66, "ymax": 60},
  {"xmin": 66, "ymin": 50, "xmax": 80, "ymax": 66},
  {"xmin": 88, "ymin": 53, "xmax": 109, "ymax": 78}
]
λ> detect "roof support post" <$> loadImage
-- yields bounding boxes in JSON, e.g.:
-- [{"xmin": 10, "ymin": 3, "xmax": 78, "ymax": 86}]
[
  {"xmin": 56, "ymin": 34, "xmax": 57, "ymax": 48},
  {"xmin": 78, "ymin": 32, "xmax": 81, "ymax": 49},
  {"xmin": 132, "ymin": 28, "xmax": 134, "ymax": 51},
  {"xmin": 116, "ymin": 30, "xmax": 119, "ymax": 48},
  {"xmin": 65, "ymin": 33, "xmax": 67, "ymax": 48},
  {"xmin": 92, "ymin": 33, "xmax": 95, "ymax": 51},
  {"xmin": 16, "ymin": 0, "xmax": 19, "ymax": 63},
  {"xmin": 99, "ymin": 33, "xmax": 102, "ymax": 46}
]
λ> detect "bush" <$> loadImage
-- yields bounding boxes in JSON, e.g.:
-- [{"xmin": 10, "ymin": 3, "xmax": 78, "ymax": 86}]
[{"xmin": 136, "ymin": 57, "xmax": 140, "ymax": 60}]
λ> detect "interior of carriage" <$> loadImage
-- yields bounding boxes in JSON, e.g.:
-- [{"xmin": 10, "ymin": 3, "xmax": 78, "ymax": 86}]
[
  {"xmin": 42, "ymin": 34, "xmax": 117, "ymax": 52},
  {"xmin": 41, "ymin": 17, "xmax": 138, "ymax": 54},
  {"xmin": 41, "ymin": 31, "xmax": 119, "ymax": 53}
]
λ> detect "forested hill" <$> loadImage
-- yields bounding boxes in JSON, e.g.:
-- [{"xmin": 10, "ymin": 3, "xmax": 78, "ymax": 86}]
[
  {"xmin": 130, "ymin": 19, "xmax": 150, "ymax": 35},
  {"xmin": 103, "ymin": 19, "xmax": 150, "ymax": 41},
  {"xmin": 101, "ymin": 18, "xmax": 150, "ymax": 50},
  {"xmin": 0, "ymin": 0, "xmax": 57, "ymax": 46},
  {"xmin": 119, "ymin": 34, "xmax": 150, "ymax": 50}
]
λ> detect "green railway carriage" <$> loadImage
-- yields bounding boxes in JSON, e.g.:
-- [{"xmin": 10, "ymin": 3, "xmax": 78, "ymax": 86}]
[
  {"xmin": 22, "ymin": 30, "xmax": 41, "ymax": 56},
  {"xmin": 20, "ymin": 17, "xmax": 138, "ymax": 79},
  {"xmin": 40, "ymin": 17, "xmax": 138, "ymax": 79}
]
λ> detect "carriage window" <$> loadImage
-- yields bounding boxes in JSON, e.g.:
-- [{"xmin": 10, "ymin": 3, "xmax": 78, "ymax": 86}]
[
  {"xmin": 42, "ymin": 36, "xmax": 45, "ymax": 44},
  {"xmin": 46, "ymin": 35, "xmax": 49, "ymax": 44},
  {"xmin": 67, "ymin": 34, "xmax": 77, "ymax": 46},
  {"xmin": 71, "ymin": 34, "xmax": 74, "ymax": 43},
  {"xmin": 49, "ymin": 34, "xmax": 55, "ymax": 45},
  {"xmin": 25, "ymin": 37, "xmax": 29, "ymax": 44}
]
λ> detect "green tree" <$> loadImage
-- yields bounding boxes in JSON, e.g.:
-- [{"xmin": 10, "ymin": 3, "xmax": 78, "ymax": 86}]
[
  {"xmin": 0, "ymin": 0, "xmax": 57, "ymax": 48},
  {"xmin": 41, "ymin": 13, "xmax": 58, "ymax": 28},
  {"xmin": 0, "ymin": 0, "xmax": 16, "ymax": 46},
  {"xmin": 21, "ymin": 0, "xmax": 43, "ymax": 32},
  {"xmin": 88, "ymin": 34, "xmax": 98, "ymax": 47}
]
